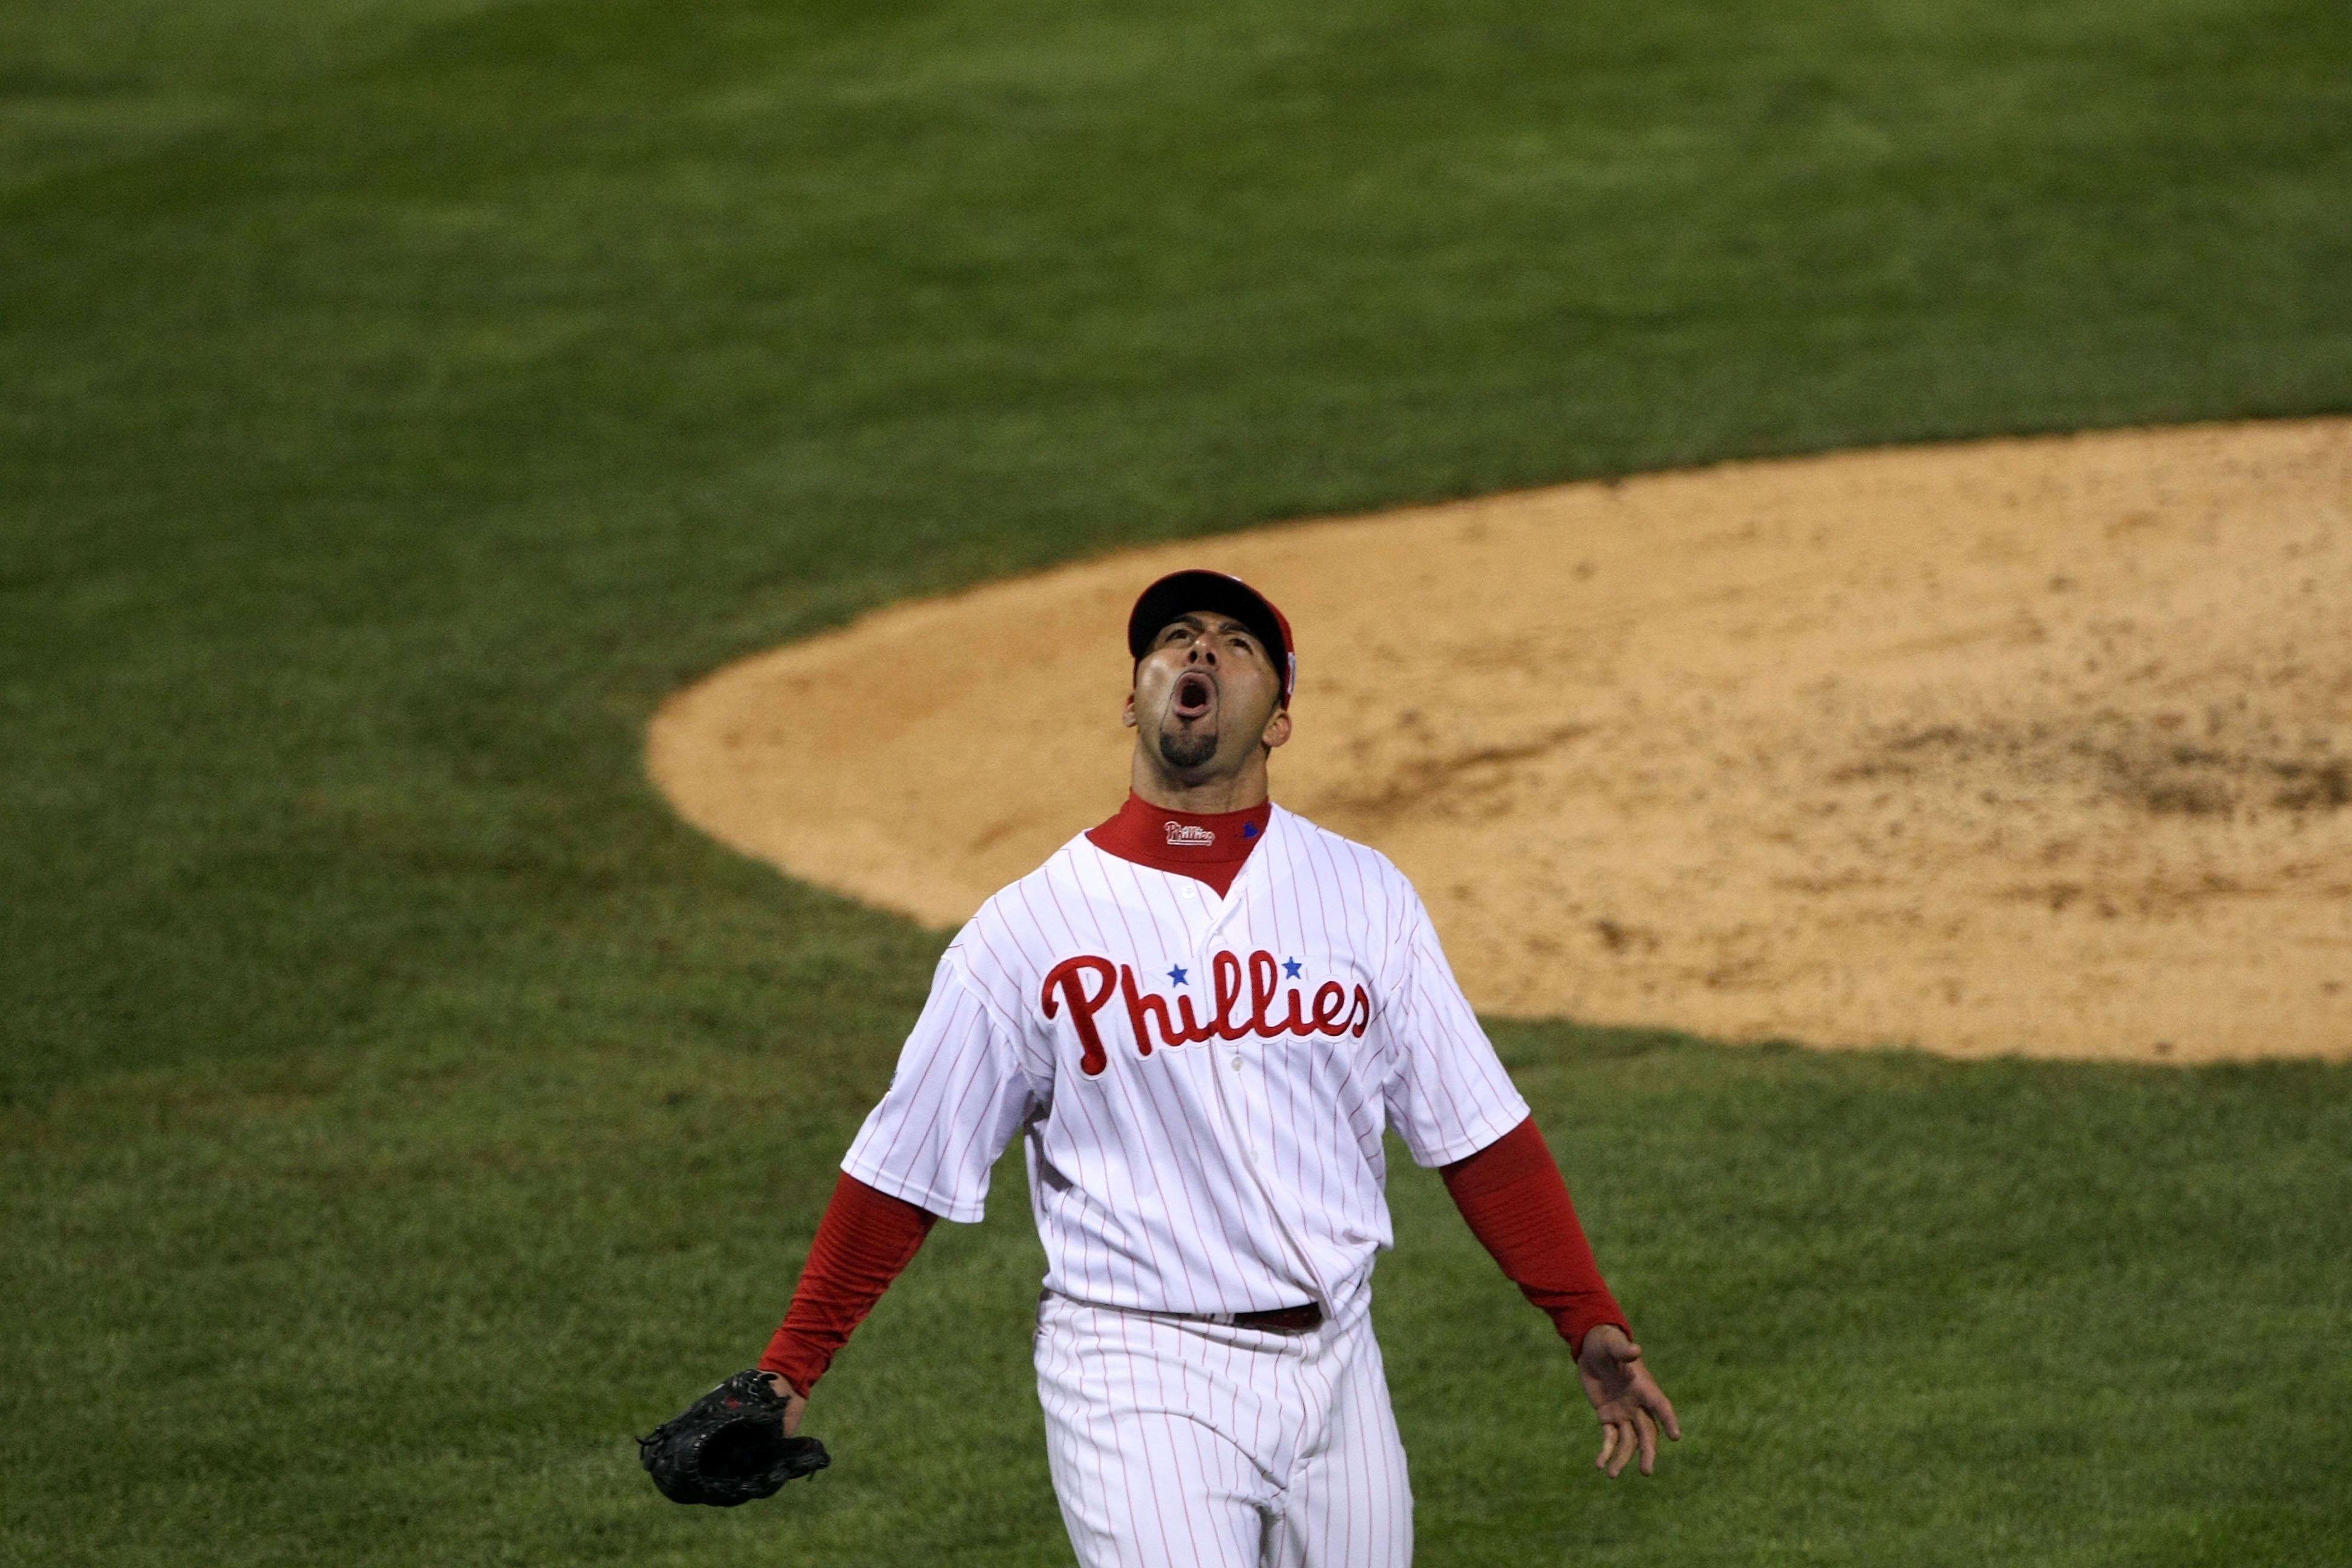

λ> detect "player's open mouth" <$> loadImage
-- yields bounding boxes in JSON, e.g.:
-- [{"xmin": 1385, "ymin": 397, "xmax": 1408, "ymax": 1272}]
[{"xmin": 1172, "ymin": 671, "xmax": 1217, "ymax": 720}]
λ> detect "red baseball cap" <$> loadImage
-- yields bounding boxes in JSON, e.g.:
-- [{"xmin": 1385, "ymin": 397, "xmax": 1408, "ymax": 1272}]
[{"xmin": 1126, "ymin": 570, "xmax": 1296, "ymax": 706}]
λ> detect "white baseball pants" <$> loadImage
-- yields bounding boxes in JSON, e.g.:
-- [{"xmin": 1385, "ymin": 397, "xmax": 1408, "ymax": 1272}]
[{"xmin": 1034, "ymin": 1292, "xmax": 1413, "ymax": 1568}]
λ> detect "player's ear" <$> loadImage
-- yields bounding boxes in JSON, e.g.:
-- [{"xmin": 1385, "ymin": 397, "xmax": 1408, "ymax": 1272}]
[
  {"xmin": 1262, "ymin": 707, "xmax": 1292, "ymax": 751},
  {"xmin": 1122, "ymin": 689, "xmax": 1138, "ymax": 730}
]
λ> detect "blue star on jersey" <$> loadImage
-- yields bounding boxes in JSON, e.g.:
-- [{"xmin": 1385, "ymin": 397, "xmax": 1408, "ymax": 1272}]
[
  {"xmin": 1168, "ymin": 965, "xmax": 1189, "ymax": 985},
  {"xmin": 1282, "ymin": 957, "xmax": 1303, "ymax": 978}
]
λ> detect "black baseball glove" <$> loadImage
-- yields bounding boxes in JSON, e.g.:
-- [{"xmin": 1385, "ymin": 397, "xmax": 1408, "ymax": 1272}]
[{"xmin": 638, "ymin": 1370, "xmax": 831, "ymax": 1506}]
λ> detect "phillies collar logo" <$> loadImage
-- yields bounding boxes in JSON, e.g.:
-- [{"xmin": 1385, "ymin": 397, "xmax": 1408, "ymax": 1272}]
[
  {"xmin": 1042, "ymin": 950, "xmax": 1371, "ymax": 1076},
  {"xmin": 1164, "ymin": 822, "xmax": 1215, "ymax": 847}
]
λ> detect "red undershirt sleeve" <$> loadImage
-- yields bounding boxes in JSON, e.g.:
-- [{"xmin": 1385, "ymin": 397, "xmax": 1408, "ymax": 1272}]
[
  {"xmin": 1439, "ymin": 1116, "xmax": 1628, "ymax": 1357},
  {"xmin": 760, "ymin": 1172, "xmax": 938, "ymax": 1396}
]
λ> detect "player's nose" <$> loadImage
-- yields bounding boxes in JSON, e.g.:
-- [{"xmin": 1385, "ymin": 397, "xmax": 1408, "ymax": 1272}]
[{"xmin": 1184, "ymin": 638, "xmax": 1217, "ymax": 668}]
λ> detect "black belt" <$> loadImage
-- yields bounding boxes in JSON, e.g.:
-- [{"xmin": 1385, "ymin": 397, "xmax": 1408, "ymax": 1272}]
[
  {"xmin": 1045, "ymin": 1290, "xmax": 1325, "ymax": 1334},
  {"xmin": 1229, "ymin": 1302, "xmax": 1323, "ymax": 1333}
]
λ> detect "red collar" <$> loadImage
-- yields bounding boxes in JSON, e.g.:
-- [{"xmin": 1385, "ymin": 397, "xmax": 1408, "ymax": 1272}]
[{"xmin": 1085, "ymin": 792, "xmax": 1272, "ymax": 896}]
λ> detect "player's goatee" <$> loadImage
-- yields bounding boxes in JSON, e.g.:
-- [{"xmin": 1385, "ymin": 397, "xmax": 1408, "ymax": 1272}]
[{"xmin": 1157, "ymin": 728, "xmax": 1218, "ymax": 769}]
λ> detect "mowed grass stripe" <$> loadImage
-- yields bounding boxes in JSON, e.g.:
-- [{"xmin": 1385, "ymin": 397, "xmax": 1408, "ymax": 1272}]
[
  {"xmin": 8, "ymin": 1028, "xmax": 2348, "ymax": 1563},
  {"xmin": 3, "ymin": 0, "xmax": 2348, "ymax": 1562}
]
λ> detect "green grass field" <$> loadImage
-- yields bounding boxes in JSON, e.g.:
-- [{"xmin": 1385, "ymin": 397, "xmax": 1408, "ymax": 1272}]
[{"xmin": 5, "ymin": 0, "xmax": 2350, "ymax": 1561}]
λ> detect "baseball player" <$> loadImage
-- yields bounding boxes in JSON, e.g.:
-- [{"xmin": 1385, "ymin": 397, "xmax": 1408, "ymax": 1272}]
[{"xmin": 756, "ymin": 570, "xmax": 1678, "ymax": 1565}]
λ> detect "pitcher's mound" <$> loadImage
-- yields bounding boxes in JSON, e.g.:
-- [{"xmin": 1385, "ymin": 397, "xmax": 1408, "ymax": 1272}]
[{"xmin": 650, "ymin": 420, "xmax": 2352, "ymax": 1063}]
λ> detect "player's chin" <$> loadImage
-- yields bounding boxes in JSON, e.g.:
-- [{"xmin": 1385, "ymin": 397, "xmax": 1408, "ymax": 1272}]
[{"xmin": 1155, "ymin": 724, "xmax": 1221, "ymax": 773}]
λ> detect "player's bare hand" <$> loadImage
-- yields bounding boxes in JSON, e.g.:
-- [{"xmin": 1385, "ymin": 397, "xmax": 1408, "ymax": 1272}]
[
  {"xmin": 1576, "ymin": 1324, "xmax": 1680, "ymax": 1478},
  {"xmin": 760, "ymin": 1372, "xmax": 809, "ymax": 1437}
]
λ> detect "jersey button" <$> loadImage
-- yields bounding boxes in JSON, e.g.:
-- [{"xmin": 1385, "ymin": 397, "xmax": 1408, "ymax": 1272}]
[{"xmin": 1230, "ymin": 1055, "xmax": 1243, "ymax": 1070}]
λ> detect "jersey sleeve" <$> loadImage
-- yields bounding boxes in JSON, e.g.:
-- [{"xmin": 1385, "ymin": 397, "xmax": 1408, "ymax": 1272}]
[
  {"xmin": 1382, "ymin": 885, "xmax": 1532, "ymax": 1168},
  {"xmin": 840, "ymin": 938, "xmax": 1047, "ymax": 1224}
]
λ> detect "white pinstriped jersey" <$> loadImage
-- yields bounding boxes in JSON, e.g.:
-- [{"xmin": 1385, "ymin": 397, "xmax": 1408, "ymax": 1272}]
[{"xmin": 841, "ymin": 804, "xmax": 1529, "ymax": 1323}]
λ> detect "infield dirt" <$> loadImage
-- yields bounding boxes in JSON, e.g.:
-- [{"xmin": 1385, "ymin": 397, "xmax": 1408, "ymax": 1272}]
[{"xmin": 650, "ymin": 420, "xmax": 2351, "ymax": 1063}]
